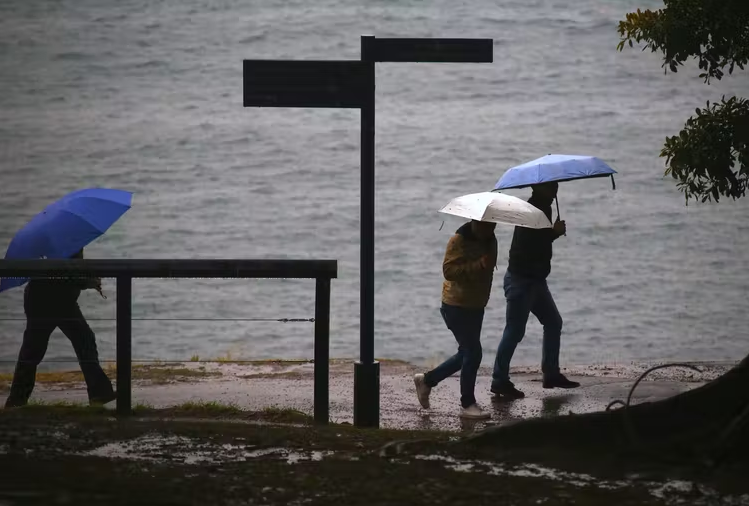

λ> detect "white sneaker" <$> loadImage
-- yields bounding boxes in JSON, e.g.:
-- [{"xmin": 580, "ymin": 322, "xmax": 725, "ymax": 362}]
[
  {"xmin": 460, "ymin": 404, "xmax": 490, "ymax": 420},
  {"xmin": 413, "ymin": 373, "xmax": 431, "ymax": 409}
]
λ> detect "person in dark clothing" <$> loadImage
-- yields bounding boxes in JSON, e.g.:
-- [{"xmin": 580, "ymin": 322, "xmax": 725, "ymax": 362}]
[
  {"xmin": 4, "ymin": 248, "xmax": 116, "ymax": 408},
  {"xmin": 490, "ymin": 182, "xmax": 580, "ymax": 399},
  {"xmin": 414, "ymin": 220, "xmax": 497, "ymax": 419}
]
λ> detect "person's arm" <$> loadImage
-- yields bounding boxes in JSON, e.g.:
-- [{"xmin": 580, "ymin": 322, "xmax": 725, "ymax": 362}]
[
  {"xmin": 81, "ymin": 277, "xmax": 102, "ymax": 290},
  {"xmin": 443, "ymin": 236, "xmax": 488, "ymax": 282},
  {"xmin": 67, "ymin": 277, "xmax": 101, "ymax": 290}
]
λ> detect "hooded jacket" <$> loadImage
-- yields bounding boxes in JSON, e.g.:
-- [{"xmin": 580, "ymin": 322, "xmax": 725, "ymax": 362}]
[
  {"xmin": 441, "ymin": 222, "xmax": 498, "ymax": 309},
  {"xmin": 507, "ymin": 194, "xmax": 562, "ymax": 280}
]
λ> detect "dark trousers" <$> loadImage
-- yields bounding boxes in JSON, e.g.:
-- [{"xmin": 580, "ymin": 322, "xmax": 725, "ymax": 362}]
[
  {"xmin": 5, "ymin": 294, "xmax": 114, "ymax": 407},
  {"xmin": 491, "ymin": 270, "xmax": 563, "ymax": 388},
  {"xmin": 424, "ymin": 303, "xmax": 484, "ymax": 409}
]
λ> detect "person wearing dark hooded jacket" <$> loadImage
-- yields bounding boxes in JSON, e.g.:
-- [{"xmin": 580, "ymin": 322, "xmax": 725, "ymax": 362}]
[
  {"xmin": 490, "ymin": 182, "xmax": 580, "ymax": 400},
  {"xmin": 4, "ymin": 248, "xmax": 115, "ymax": 408},
  {"xmin": 413, "ymin": 219, "xmax": 497, "ymax": 419}
]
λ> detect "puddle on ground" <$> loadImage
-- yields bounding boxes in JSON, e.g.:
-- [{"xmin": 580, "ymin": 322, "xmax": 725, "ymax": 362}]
[
  {"xmin": 82, "ymin": 433, "xmax": 333, "ymax": 465},
  {"xmin": 410, "ymin": 454, "xmax": 749, "ymax": 506}
]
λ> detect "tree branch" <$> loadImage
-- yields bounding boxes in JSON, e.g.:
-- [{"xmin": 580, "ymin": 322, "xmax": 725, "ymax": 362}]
[
  {"xmin": 618, "ymin": 0, "xmax": 749, "ymax": 83},
  {"xmin": 662, "ymin": 96, "xmax": 749, "ymax": 203}
]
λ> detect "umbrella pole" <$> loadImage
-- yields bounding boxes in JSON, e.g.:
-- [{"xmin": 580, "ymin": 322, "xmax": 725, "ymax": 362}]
[{"xmin": 556, "ymin": 196, "xmax": 567, "ymax": 236}]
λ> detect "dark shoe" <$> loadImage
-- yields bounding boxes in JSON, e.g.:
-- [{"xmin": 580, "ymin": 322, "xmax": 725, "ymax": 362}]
[
  {"xmin": 490, "ymin": 381, "xmax": 525, "ymax": 399},
  {"xmin": 542, "ymin": 373, "xmax": 580, "ymax": 389},
  {"xmin": 4, "ymin": 398, "xmax": 27, "ymax": 409},
  {"xmin": 90, "ymin": 391, "xmax": 117, "ymax": 406}
]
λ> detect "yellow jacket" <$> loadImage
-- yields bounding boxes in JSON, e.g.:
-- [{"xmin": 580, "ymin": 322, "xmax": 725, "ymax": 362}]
[{"xmin": 441, "ymin": 223, "xmax": 498, "ymax": 309}]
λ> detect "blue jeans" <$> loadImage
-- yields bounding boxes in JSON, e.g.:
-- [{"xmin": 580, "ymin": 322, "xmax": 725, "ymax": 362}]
[
  {"xmin": 425, "ymin": 303, "xmax": 484, "ymax": 409},
  {"xmin": 491, "ymin": 270, "xmax": 563, "ymax": 387}
]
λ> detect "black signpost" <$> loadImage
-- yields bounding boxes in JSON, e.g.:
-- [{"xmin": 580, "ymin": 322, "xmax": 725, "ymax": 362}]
[{"xmin": 244, "ymin": 35, "xmax": 493, "ymax": 428}]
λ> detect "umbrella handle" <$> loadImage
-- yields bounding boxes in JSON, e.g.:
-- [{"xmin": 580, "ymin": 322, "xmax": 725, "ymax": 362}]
[{"xmin": 555, "ymin": 197, "xmax": 567, "ymax": 237}]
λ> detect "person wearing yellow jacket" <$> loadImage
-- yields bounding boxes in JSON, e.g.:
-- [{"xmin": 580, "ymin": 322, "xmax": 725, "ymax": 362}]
[{"xmin": 414, "ymin": 219, "xmax": 497, "ymax": 419}]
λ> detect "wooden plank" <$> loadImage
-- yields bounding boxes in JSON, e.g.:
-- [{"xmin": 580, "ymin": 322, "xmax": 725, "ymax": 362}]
[
  {"xmin": 244, "ymin": 60, "xmax": 366, "ymax": 108},
  {"xmin": 370, "ymin": 38, "xmax": 493, "ymax": 63},
  {"xmin": 0, "ymin": 259, "xmax": 338, "ymax": 279},
  {"xmin": 314, "ymin": 277, "xmax": 331, "ymax": 425},
  {"xmin": 116, "ymin": 277, "xmax": 132, "ymax": 416}
]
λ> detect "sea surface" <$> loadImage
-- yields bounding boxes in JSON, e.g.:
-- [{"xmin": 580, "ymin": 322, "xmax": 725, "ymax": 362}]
[{"xmin": 1, "ymin": 0, "xmax": 747, "ymax": 371}]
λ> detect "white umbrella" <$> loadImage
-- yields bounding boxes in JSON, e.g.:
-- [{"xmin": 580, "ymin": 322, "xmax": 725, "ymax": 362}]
[{"xmin": 438, "ymin": 191, "xmax": 552, "ymax": 229}]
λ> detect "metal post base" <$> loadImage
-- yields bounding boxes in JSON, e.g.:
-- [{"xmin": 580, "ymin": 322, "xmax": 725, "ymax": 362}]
[{"xmin": 353, "ymin": 361, "xmax": 380, "ymax": 428}]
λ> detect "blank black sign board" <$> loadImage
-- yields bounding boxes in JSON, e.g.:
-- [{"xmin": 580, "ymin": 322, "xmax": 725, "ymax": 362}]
[
  {"xmin": 243, "ymin": 60, "xmax": 366, "ymax": 108},
  {"xmin": 370, "ymin": 38, "xmax": 493, "ymax": 63}
]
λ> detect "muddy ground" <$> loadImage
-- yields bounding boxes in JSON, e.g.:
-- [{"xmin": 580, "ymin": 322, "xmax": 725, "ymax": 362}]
[
  {"xmin": 0, "ymin": 360, "xmax": 745, "ymax": 505},
  {"xmin": 1, "ymin": 406, "xmax": 747, "ymax": 506}
]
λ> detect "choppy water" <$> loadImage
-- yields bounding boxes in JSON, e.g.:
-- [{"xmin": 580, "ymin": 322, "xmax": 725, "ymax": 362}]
[{"xmin": 1, "ymin": 0, "xmax": 747, "ymax": 371}]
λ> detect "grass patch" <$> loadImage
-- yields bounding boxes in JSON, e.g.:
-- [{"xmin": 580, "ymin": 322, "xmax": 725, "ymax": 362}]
[
  {"xmin": 238, "ymin": 371, "xmax": 306, "ymax": 380},
  {"xmin": 132, "ymin": 402, "xmax": 314, "ymax": 424},
  {"xmin": 7, "ymin": 400, "xmax": 315, "ymax": 425},
  {"xmin": 166, "ymin": 401, "xmax": 243, "ymax": 416},
  {"xmin": 260, "ymin": 406, "xmax": 313, "ymax": 424},
  {"xmin": 216, "ymin": 352, "xmax": 235, "ymax": 364},
  {"xmin": 375, "ymin": 358, "xmax": 412, "ymax": 366},
  {"xmin": 2, "ymin": 400, "xmax": 314, "ymax": 425},
  {"xmin": 0, "ymin": 370, "xmax": 87, "ymax": 386},
  {"xmin": 13, "ymin": 400, "xmax": 110, "ymax": 417},
  {"xmin": 129, "ymin": 365, "xmax": 221, "ymax": 384},
  {"xmin": 0, "ymin": 363, "xmax": 222, "ymax": 390},
  {"xmin": 27, "ymin": 399, "xmax": 86, "ymax": 408}
]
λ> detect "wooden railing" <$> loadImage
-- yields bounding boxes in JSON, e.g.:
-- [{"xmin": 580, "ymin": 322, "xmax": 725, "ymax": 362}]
[{"xmin": 0, "ymin": 259, "xmax": 337, "ymax": 424}]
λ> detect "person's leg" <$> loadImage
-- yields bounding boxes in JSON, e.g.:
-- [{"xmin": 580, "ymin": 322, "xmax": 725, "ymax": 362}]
[
  {"xmin": 532, "ymin": 283, "xmax": 579, "ymax": 389},
  {"xmin": 531, "ymin": 281, "xmax": 563, "ymax": 377},
  {"xmin": 423, "ymin": 304, "xmax": 466, "ymax": 386},
  {"xmin": 454, "ymin": 308, "xmax": 484, "ymax": 409},
  {"xmin": 414, "ymin": 304, "xmax": 469, "ymax": 409},
  {"xmin": 491, "ymin": 272, "xmax": 533, "ymax": 389},
  {"xmin": 5, "ymin": 316, "xmax": 55, "ymax": 408},
  {"xmin": 57, "ymin": 304, "xmax": 115, "ymax": 403}
]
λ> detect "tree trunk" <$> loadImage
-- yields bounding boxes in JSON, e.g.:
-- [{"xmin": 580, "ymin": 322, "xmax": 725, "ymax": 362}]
[{"xmin": 464, "ymin": 357, "xmax": 749, "ymax": 454}]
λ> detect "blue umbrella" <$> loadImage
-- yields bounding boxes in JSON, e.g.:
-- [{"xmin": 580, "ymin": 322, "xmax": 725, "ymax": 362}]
[
  {"xmin": 493, "ymin": 154, "xmax": 617, "ymax": 221},
  {"xmin": 493, "ymin": 154, "xmax": 617, "ymax": 191},
  {"xmin": 0, "ymin": 188, "xmax": 133, "ymax": 292}
]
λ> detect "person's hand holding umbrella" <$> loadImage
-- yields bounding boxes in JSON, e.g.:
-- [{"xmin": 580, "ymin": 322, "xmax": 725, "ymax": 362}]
[
  {"xmin": 93, "ymin": 277, "xmax": 107, "ymax": 299},
  {"xmin": 553, "ymin": 217, "xmax": 566, "ymax": 237}
]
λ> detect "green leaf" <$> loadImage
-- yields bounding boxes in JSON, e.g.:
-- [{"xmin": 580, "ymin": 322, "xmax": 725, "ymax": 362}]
[{"xmin": 617, "ymin": 0, "xmax": 749, "ymax": 205}]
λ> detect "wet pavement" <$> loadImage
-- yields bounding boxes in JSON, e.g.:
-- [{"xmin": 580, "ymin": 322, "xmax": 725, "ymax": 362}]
[{"xmin": 7, "ymin": 360, "xmax": 734, "ymax": 431}]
